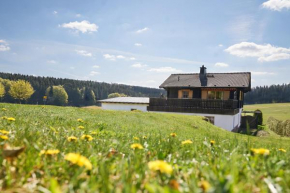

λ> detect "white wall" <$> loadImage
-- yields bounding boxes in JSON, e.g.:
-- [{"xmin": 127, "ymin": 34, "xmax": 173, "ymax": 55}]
[{"xmin": 101, "ymin": 103, "xmax": 148, "ymax": 112}]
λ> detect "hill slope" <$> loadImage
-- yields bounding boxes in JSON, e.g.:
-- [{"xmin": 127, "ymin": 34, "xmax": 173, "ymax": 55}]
[{"xmin": 0, "ymin": 103, "xmax": 289, "ymax": 192}]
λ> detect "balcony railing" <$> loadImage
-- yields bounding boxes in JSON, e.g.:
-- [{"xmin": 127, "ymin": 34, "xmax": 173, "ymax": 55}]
[{"xmin": 147, "ymin": 98, "xmax": 242, "ymax": 115}]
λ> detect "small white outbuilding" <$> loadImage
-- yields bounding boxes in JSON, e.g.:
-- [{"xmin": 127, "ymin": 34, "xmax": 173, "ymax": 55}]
[{"xmin": 98, "ymin": 97, "xmax": 149, "ymax": 112}]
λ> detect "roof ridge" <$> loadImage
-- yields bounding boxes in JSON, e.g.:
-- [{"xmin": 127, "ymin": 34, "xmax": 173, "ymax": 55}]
[{"xmin": 171, "ymin": 72, "xmax": 251, "ymax": 75}]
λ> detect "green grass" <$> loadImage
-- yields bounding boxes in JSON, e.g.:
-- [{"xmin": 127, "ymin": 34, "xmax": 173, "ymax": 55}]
[
  {"xmin": 244, "ymin": 103, "xmax": 290, "ymax": 121},
  {"xmin": 0, "ymin": 103, "xmax": 290, "ymax": 192}
]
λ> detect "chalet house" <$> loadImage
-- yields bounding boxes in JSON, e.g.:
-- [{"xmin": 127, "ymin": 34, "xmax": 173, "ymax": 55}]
[{"xmin": 147, "ymin": 65, "xmax": 251, "ymax": 131}]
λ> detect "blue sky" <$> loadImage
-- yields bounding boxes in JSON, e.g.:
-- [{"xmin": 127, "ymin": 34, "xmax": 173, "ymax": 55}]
[{"xmin": 1, "ymin": 0, "xmax": 290, "ymax": 88}]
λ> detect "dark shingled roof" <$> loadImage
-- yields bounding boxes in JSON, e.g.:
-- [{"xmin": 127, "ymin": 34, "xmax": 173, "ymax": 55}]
[
  {"xmin": 159, "ymin": 72, "xmax": 251, "ymax": 90},
  {"xmin": 98, "ymin": 97, "xmax": 149, "ymax": 104}
]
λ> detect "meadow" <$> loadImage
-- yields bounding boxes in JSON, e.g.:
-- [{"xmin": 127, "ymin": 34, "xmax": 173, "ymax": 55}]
[{"xmin": 0, "ymin": 103, "xmax": 290, "ymax": 192}]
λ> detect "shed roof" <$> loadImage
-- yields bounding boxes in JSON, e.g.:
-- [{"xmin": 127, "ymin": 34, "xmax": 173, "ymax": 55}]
[
  {"xmin": 160, "ymin": 72, "xmax": 251, "ymax": 90},
  {"xmin": 98, "ymin": 97, "xmax": 149, "ymax": 104}
]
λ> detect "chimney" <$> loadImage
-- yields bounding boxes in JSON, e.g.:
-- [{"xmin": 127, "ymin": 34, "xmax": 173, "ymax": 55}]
[{"xmin": 199, "ymin": 65, "xmax": 207, "ymax": 86}]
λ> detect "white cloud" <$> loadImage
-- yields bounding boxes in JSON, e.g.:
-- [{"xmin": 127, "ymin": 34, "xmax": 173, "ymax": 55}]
[
  {"xmin": 89, "ymin": 71, "xmax": 99, "ymax": 76},
  {"xmin": 136, "ymin": 27, "xmax": 149, "ymax": 33},
  {"xmin": 116, "ymin": 55, "xmax": 125, "ymax": 59},
  {"xmin": 75, "ymin": 50, "xmax": 92, "ymax": 57},
  {"xmin": 218, "ymin": 44, "xmax": 223, "ymax": 47},
  {"xmin": 131, "ymin": 63, "xmax": 147, "ymax": 68},
  {"xmin": 262, "ymin": 0, "xmax": 290, "ymax": 11},
  {"xmin": 103, "ymin": 54, "xmax": 116, "ymax": 61},
  {"xmin": 251, "ymin": 71, "xmax": 276, "ymax": 75},
  {"xmin": 225, "ymin": 42, "xmax": 290, "ymax": 62},
  {"xmin": 76, "ymin": 14, "xmax": 81, "ymax": 17},
  {"xmin": 47, "ymin": 60, "xmax": 57, "ymax": 64},
  {"xmin": 0, "ymin": 40, "xmax": 10, "ymax": 51},
  {"xmin": 103, "ymin": 54, "xmax": 135, "ymax": 61},
  {"xmin": 60, "ymin": 20, "xmax": 98, "ymax": 33},
  {"xmin": 53, "ymin": 11, "xmax": 58, "ymax": 15},
  {"xmin": 134, "ymin": 43, "xmax": 142, "ymax": 46},
  {"xmin": 130, "ymin": 57, "xmax": 136, "ymax": 60},
  {"xmin": 92, "ymin": 65, "xmax": 100, "ymax": 68},
  {"xmin": 215, "ymin": 62, "xmax": 229, "ymax": 67},
  {"xmin": 148, "ymin": 67, "xmax": 182, "ymax": 73}
]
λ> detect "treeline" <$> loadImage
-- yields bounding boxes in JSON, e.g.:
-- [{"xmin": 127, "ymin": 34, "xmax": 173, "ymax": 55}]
[
  {"xmin": 0, "ymin": 72, "xmax": 164, "ymax": 106},
  {"xmin": 244, "ymin": 84, "xmax": 290, "ymax": 104}
]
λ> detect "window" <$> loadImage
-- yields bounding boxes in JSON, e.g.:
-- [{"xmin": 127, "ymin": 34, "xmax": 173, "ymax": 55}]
[
  {"xmin": 207, "ymin": 91, "xmax": 223, "ymax": 100},
  {"xmin": 182, "ymin": 91, "xmax": 189, "ymax": 98}
]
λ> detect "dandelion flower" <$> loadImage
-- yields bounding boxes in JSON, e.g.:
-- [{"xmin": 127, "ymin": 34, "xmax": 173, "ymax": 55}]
[
  {"xmin": 133, "ymin": 137, "xmax": 139, "ymax": 140},
  {"xmin": 2, "ymin": 108, "xmax": 7, "ymax": 111},
  {"xmin": 278, "ymin": 148, "xmax": 286, "ymax": 153},
  {"xmin": 182, "ymin": 140, "xmax": 193, "ymax": 145},
  {"xmin": 148, "ymin": 160, "xmax": 173, "ymax": 174},
  {"xmin": 67, "ymin": 136, "xmax": 78, "ymax": 142},
  {"xmin": 78, "ymin": 126, "xmax": 85, "ymax": 129},
  {"xmin": 81, "ymin": 135, "xmax": 93, "ymax": 141},
  {"xmin": 143, "ymin": 136, "xmax": 147, "ymax": 139},
  {"xmin": 64, "ymin": 153, "xmax": 92, "ymax": 170},
  {"xmin": 1, "ymin": 116, "xmax": 8, "ymax": 120},
  {"xmin": 7, "ymin": 117, "xmax": 15, "ymax": 121},
  {"xmin": 130, "ymin": 143, "xmax": 144, "ymax": 150},
  {"xmin": 0, "ymin": 135, "xmax": 9, "ymax": 140},
  {"xmin": 198, "ymin": 180, "xmax": 211, "ymax": 192},
  {"xmin": 210, "ymin": 140, "xmax": 215, "ymax": 146},
  {"xmin": 90, "ymin": 131, "xmax": 98, "ymax": 135},
  {"xmin": 251, "ymin": 148, "xmax": 270, "ymax": 155},
  {"xmin": 170, "ymin": 133, "xmax": 177, "ymax": 137},
  {"xmin": 77, "ymin": 119, "xmax": 84, "ymax": 123},
  {"xmin": 39, "ymin": 149, "xmax": 60, "ymax": 156},
  {"xmin": 0, "ymin": 130, "xmax": 10, "ymax": 135}
]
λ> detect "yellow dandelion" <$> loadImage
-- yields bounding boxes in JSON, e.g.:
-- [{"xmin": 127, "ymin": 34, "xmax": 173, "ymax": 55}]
[
  {"xmin": 143, "ymin": 136, "xmax": 147, "ymax": 139},
  {"xmin": 182, "ymin": 140, "xmax": 193, "ymax": 145},
  {"xmin": 67, "ymin": 136, "xmax": 78, "ymax": 142},
  {"xmin": 64, "ymin": 153, "xmax": 92, "ymax": 170},
  {"xmin": 81, "ymin": 135, "xmax": 93, "ymax": 141},
  {"xmin": 0, "ymin": 129, "xmax": 10, "ymax": 135},
  {"xmin": 7, "ymin": 117, "xmax": 15, "ymax": 121},
  {"xmin": 251, "ymin": 148, "xmax": 270, "ymax": 155},
  {"xmin": 90, "ymin": 131, "xmax": 98, "ymax": 135},
  {"xmin": 148, "ymin": 160, "xmax": 173, "ymax": 174},
  {"xmin": 210, "ymin": 140, "xmax": 215, "ymax": 146},
  {"xmin": 278, "ymin": 148, "xmax": 286, "ymax": 153},
  {"xmin": 198, "ymin": 180, "xmax": 211, "ymax": 192},
  {"xmin": 170, "ymin": 133, "xmax": 177, "ymax": 137},
  {"xmin": 39, "ymin": 149, "xmax": 60, "ymax": 156},
  {"xmin": 130, "ymin": 143, "xmax": 144, "ymax": 150},
  {"xmin": 77, "ymin": 118, "xmax": 84, "ymax": 123},
  {"xmin": 133, "ymin": 137, "xmax": 139, "ymax": 140},
  {"xmin": 1, "ymin": 116, "xmax": 8, "ymax": 120},
  {"xmin": 2, "ymin": 108, "xmax": 7, "ymax": 111},
  {"xmin": 78, "ymin": 126, "xmax": 85, "ymax": 129},
  {"xmin": 0, "ymin": 135, "xmax": 9, "ymax": 140}
]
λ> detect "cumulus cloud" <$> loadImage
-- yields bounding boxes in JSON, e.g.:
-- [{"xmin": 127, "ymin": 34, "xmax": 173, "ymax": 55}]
[
  {"xmin": 92, "ymin": 65, "xmax": 100, "ymax": 68},
  {"xmin": 0, "ymin": 40, "xmax": 10, "ymax": 51},
  {"xmin": 53, "ymin": 11, "xmax": 58, "ymax": 15},
  {"xmin": 47, "ymin": 60, "xmax": 57, "ymax": 64},
  {"xmin": 103, "ymin": 54, "xmax": 135, "ymax": 61},
  {"xmin": 262, "ymin": 0, "xmax": 290, "ymax": 11},
  {"xmin": 131, "ymin": 63, "xmax": 147, "ymax": 68},
  {"xmin": 218, "ymin": 44, "xmax": 223, "ymax": 47},
  {"xmin": 136, "ymin": 27, "xmax": 149, "ymax": 33},
  {"xmin": 103, "ymin": 54, "xmax": 116, "ymax": 61},
  {"xmin": 89, "ymin": 71, "xmax": 99, "ymax": 76},
  {"xmin": 215, "ymin": 62, "xmax": 229, "ymax": 67},
  {"xmin": 61, "ymin": 20, "xmax": 98, "ymax": 33},
  {"xmin": 148, "ymin": 67, "xmax": 182, "ymax": 73},
  {"xmin": 134, "ymin": 43, "xmax": 142, "ymax": 46},
  {"xmin": 116, "ymin": 55, "xmax": 125, "ymax": 59},
  {"xmin": 75, "ymin": 50, "xmax": 92, "ymax": 57},
  {"xmin": 251, "ymin": 71, "xmax": 276, "ymax": 75},
  {"xmin": 225, "ymin": 42, "xmax": 290, "ymax": 62}
]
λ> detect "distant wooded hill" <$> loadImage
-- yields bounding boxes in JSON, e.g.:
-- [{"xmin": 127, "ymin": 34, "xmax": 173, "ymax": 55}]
[
  {"xmin": 244, "ymin": 84, "xmax": 290, "ymax": 104},
  {"xmin": 0, "ymin": 72, "xmax": 165, "ymax": 106}
]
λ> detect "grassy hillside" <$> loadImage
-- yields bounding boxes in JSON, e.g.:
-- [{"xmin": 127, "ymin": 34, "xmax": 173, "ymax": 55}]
[
  {"xmin": 0, "ymin": 103, "xmax": 290, "ymax": 192},
  {"xmin": 244, "ymin": 103, "xmax": 290, "ymax": 121}
]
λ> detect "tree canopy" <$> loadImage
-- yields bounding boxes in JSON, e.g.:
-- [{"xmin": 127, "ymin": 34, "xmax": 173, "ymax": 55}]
[
  {"xmin": 46, "ymin": 86, "xmax": 68, "ymax": 106},
  {"xmin": 8, "ymin": 80, "xmax": 34, "ymax": 102}
]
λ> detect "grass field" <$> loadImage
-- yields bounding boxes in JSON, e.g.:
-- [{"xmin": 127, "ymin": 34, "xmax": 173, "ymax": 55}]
[
  {"xmin": 244, "ymin": 103, "xmax": 290, "ymax": 121},
  {"xmin": 0, "ymin": 103, "xmax": 290, "ymax": 192}
]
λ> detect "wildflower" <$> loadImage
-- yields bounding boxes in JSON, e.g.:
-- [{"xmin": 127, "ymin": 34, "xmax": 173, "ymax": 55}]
[
  {"xmin": 148, "ymin": 160, "xmax": 173, "ymax": 174},
  {"xmin": 133, "ymin": 137, "xmax": 139, "ymax": 140},
  {"xmin": 77, "ymin": 118, "xmax": 84, "ymax": 123},
  {"xmin": 130, "ymin": 143, "xmax": 144, "ymax": 150},
  {"xmin": 0, "ymin": 129, "xmax": 9, "ymax": 135},
  {"xmin": 1, "ymin": 116, "xmax": 8, "ymax": 120},
  {"xmin": 64, "ymin": 153, "xmax": 92, "ymax": 170},
  {"xmin": 81, "ymin": 135, "xmax": 93, "ymax": 141},
  {"xmin": 278, "ymin": 148, "xmax": 286, "ymax": 153},
  {"xmin": 2, "ymin": 108, "xmax": 7, "ymax": 111},
  {"xmin": 169, "ymin": 179, "xmax": 179, "ymax": 190},
  {"xmin": 143, "ymin": 136, "xmax": 147, "ymax": 139},
  {"xmin": 170, "ymin": 133, "xmax": 177, "ymax": 137},
  {"xmin": 0, "ymin": 135, "xmax": 8, "ymax": 140},
  {"xmin": 67, "ymin": 136, "xmax": 78, "ymax": 142},
  {"xmin": 210, "ymin": 140, "xmax": 215, "ymax": 146},
  {"xmin": 7, "ymin": 117, "xmax": 15, "ymax": 121},
  {"xmin": 182, "ymin": 140, "xmax": 193, "ymax": 145},
  {"xmin": 251, "ymin": 148, "xmax": 270, "ymax": 155},
  {"xmin": 39, "ymin": 149, "xmax": 60, "ymax": 156},
  {"xmin": 198, "ymin": 180, "xmax": 211, "ymax": 192},
  {"xmin": 90, "ymin": 131, "xmax": 98, "ymax": 135},
  {"xmin": 78, "ymin": 126, "xmax": 85, "ymax": 129}
]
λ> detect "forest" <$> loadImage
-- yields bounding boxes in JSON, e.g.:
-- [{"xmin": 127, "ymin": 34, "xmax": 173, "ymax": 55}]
[{"xmin": 0, "ymin": 72, "xmax": 164, "ymax": 106}]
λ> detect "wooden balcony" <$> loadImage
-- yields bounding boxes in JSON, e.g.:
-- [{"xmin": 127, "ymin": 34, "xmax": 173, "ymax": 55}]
[{"xmin": 147, "ymin": 98, "xmax": 242, "ymax": 115}]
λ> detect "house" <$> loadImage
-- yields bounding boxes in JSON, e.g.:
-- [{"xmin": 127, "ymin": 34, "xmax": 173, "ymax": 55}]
[
  {"xmin": 98, "ymin": 97, "xmax": 149, "ymax": 112},
  {"xmin": 147, "ymin": 65, "xmax": 251, "ymax": 131}
]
